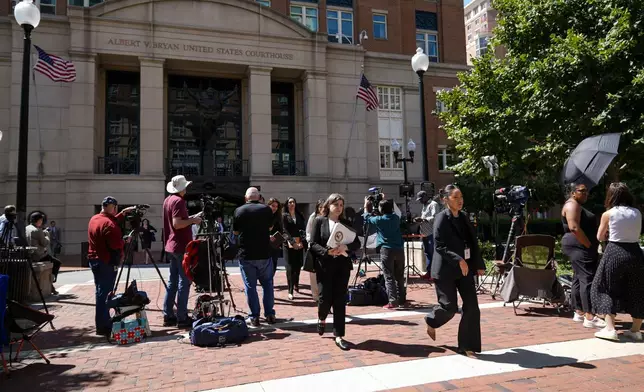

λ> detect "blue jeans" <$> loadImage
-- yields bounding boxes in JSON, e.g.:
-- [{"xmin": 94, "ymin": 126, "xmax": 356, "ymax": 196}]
[
  {"xmin": 163, "ymin": 252, "xmax": 192, "ymax": 321},
  {"xmin": 423, "ymin": 235, "xmax": 434, "ymax": 271},
  {"xmin": 239, "ymin": 258, "xmax": 275, "ymax": 319},
  {"xmin": 89, "ymin": 260, "xmax": 117, "ymax": 331}
]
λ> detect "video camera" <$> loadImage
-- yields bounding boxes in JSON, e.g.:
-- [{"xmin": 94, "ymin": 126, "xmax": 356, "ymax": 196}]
[
  {"xmin": 200, "ymin": 194, "xmax": 225, "ymax": 223},
  {"xmin": 365, "ymin": 187, "xmax": 384, "ymax": 215},
  {"xmin": 494, "ymin": 186, "xmax": 531, "ymax": 215},
  {"xmin": 124, "ymin": 204, "xmax": 150, "ymax": 230}
]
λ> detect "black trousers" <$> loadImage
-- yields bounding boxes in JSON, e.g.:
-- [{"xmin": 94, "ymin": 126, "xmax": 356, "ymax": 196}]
[
  {"xmin": 317, "ymin": 264, "xmax": 351, "ymax": 337},
  {"xmin": 40, "ymin": 254, "xmax": 62, "ymax": 282},
  {"xmin": 381, "ymin": 248, "xmax": 406, "ymax": 304},
  {"xmin": 563, "ymin": 235, "xmax": 598, "ymax": 314},
  {"xmin": 285, "ymin": 247, "xmax": 304, "ymax": 294},
  {"xmin": 425, "ymin": 275, "xmax": 481, "ymax": 352}
]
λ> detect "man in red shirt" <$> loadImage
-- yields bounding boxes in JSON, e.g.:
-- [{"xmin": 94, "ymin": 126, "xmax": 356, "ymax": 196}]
[
  {"xmin": 163, "ymin": 175, "xmax": 201, "ymax": 328},
  {"xmin": 87, "ymin": 196, "xmax": 135, "ymax": 336}
]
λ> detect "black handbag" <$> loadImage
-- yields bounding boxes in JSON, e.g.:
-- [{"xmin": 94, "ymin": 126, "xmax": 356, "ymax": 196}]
[{"xmin": 303, "ymin": 247, "xmax": 315, "ymax": 273}]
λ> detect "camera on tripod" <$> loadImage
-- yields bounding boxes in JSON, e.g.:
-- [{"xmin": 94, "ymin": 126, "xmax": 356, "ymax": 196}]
[
  {"xmin": 494, "ymin": 186, "xmax": 531, "ymax": 215},
  {"xmin": 124, "ymin": 204, "xmax": 151, "ymax": 230},
  {"xmin": 365, "ymin": 187, "xmax": 384, "ymax": 215},
  {"xmin": 200, "ymin": 194, "xmax": 224, "ymax": 223}
]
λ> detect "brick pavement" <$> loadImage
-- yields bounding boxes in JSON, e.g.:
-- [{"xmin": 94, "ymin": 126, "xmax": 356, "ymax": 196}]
[
  {"xmin": 1, "ymin": 268, "xmax": 640, "ymax": 392},
  {"xmin": 390, "ymin": 355, "xmax": 644, "ymax": 391}
]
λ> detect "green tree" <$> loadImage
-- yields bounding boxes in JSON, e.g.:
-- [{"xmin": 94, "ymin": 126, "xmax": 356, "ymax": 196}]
[{"xmin": 438, "ymin": 0, "xmax": 644, "ymax": 206}]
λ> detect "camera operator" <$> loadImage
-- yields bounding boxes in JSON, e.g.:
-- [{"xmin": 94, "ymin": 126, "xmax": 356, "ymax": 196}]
[
  {"xmin": 0, "ymin": 205, "xmax": 17, "ymax": 245},
  {"xmin": 87, "ymin": 197, "xmax": 136, "ymax": 336},
  {"xmin": 233, "ymin": 187, "xmax": 276, "ymax": 327},
  {"xmin": 416, "ymin": 191, "xmax": 443, "ymax": 280},
  {"xmin": 163, "ymin": 175, "xmax": 202, "ymax": 329},
  {"xmin": 363, "ymin": 197, "xmax": 406, "ymax": 309}
]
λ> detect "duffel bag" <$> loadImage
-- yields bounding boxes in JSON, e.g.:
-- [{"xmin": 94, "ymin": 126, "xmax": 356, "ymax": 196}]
[
  {"xmin": 190, "ymin": 315, "xmax": 249, "ymax": 347},
  {"xmin": 347, "ymin": 286, "xmax": 374, "ymax": 306}
]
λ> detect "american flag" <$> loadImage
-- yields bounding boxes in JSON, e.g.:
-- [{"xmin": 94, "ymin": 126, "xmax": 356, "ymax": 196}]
[
  {"xmin": 33, "ymin": 45, "xmax": 76, "ymax": 83},
  {"xmin": 356, "ymin": 74, "xmax": 379, "ymax": 111}
]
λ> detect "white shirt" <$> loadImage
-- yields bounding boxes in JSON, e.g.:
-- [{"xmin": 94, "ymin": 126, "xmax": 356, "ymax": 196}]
[
  {"xmin": 608, "ymin": 206, "xmax": 641, "ymax": 243},
  {"xmin": 305, "ymin": 213, "xmax": 317, "ymax": 242}
]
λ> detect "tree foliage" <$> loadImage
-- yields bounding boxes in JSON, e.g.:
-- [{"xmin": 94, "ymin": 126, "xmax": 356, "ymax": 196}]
[{"xmin": 438, "ymin": 0, "xmax": 644, "ymax": 206}]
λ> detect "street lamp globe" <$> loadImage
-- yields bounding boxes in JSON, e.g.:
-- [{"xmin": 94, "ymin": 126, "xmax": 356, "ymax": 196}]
[
  {"xmin": 14, "ymin": 0, "xmax": 41, "ymax": 28},
  {"xmin": 407, "ymin": 138, "xmax": 416, "ymax": 152},
  {"xmin": 391, "ymin": 139, "xmax": 402, "ymax": 153},
  {"xmin": 411, "ymin": 47, "xmax": 429, "ymax": 74}
]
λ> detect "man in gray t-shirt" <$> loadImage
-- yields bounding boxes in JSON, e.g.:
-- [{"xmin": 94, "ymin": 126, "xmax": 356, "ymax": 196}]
[{"xmin": 416, "ymin": 191, "xmax": 444, "ymax": 279}]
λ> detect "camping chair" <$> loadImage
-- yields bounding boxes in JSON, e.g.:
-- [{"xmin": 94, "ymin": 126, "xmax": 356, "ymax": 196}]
[
  {"xmin": 4, "ymin": 299, "xmax": 55, "ymax": 367},
  {"xmin": 499, "ymin": 235, "xmax": 565, "ymax": 314},
  {"xmin": 1, "ymin": 274, "xmax": 9, "ymax": 376}
]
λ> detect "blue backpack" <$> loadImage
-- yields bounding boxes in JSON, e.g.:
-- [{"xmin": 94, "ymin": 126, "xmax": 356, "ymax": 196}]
[{"xmin": 190, "ymin": 315, "xmax": 249, "ymax": 347}]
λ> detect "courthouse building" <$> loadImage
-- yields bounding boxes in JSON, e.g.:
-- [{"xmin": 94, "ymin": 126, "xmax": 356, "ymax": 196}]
[{"xmin": 0, "ymin": 0, "xmax": 467, "ymax": 256}]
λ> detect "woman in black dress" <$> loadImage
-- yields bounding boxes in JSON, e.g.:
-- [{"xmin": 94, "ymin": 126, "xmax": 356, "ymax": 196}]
[
  {"xmin": 267, "ymin": 197, "xmax": 283, "ymax": 277},
  {"xmin": 591, "ymin": 183, "xmax": 643, "ymax": 341},
  {"xmin": 561, "ymin": 182, "xmax": 606, "ymax": 328},
  {"xmin": 424, "ymin": 185, "xmax": 485, "ymax": 355},
  {"xmin": 309, "ymin": 193, "xmax": 361, "ymax": 350},
  {"xmin": 283, "ymin": 197, "xmax": 306, "ymax": 300},
  {"xmin": 140, "ymin": 219, "xmax": 157, "ymax": 265}
]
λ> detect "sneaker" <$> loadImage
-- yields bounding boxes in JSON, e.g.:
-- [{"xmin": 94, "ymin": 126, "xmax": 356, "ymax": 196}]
[
  {"xmin": 572, "ymin": 313, "xmax": 585, "ymax": 322},
  {"xmin": 583, "ymin": 317, "xmax": 607, "ymax": 329},
  {"xmin": 383, "ymin": 303, "xmax": 396, "ymax": 310},
  {"xmin": 247, "ymin": 317, "xmax": 260, "ymax": 328},
  {"xmin": 288, "ymin": 293, "xmax": 294, "ymax": 301},
  {"xmin": 163, "ymin": 316, "xmax": 177, "ymax": 327},
  {"xmin": 623, "ymin": 330, "xmax": 643, "ymax": 342},
  {"xmin": 594, "ymin": 328, "xmax": 619, "ymax": 341},
  {"xmin": 265, "ymin": 315, "xmax": 277, "ymax": 325}
]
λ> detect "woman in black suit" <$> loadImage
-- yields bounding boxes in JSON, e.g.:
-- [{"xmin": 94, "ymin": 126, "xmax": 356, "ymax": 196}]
[
  {"xmin": 267, "ymin": 197, "xmax": 283, "ymax": 277},
  {"xmin": 309, "ymin": 193, "xmax": 361, "ymax": 350},
  {"xmin": 283, "ymin": 197, "xmax": 306, "ymax": 300},
  {"xmin": 425, "ymin": 184, "xmax": 486, "ymax": 355}
]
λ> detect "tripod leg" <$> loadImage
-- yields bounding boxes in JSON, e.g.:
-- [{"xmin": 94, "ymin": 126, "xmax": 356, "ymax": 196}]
[{"xmin": 145, "ymin": 249, "xmax": 169, "ymax": 291}]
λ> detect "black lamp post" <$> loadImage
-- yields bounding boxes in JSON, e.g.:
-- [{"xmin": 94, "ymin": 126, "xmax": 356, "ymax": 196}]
[
  {"xmin": 14, "ymin": 0, "xmax": 40, "ymax": 227},
  {"xmin": 411, "ymin": 48, "xmax": 430, "ymax": 182},
  {"xmin": 392, "ymin": 138, "xmax": 417, "ymax": 223}
]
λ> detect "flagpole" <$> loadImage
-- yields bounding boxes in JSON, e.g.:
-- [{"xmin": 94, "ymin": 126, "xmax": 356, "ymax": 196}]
[
  {"xmin": 31, "ymin": 45, "xmax": 44, "ymax": 193},
  {"xmin": 343, "ymin": 65, "xmax": 364, "ymax": 192}
]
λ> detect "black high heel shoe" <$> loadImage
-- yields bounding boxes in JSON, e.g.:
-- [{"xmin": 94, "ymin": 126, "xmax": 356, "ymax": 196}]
[{"xmin": 317, "ymin": 320, "xmax": 325, "ymax": 336}]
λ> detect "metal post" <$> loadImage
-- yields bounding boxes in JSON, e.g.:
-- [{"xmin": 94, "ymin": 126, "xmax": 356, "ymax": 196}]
[
  {"xmin": 417, "ymin": 70, "xmax": 428, "ymax": 182},
  {"xmin": 16, "ymin": 25, "xmax": 33, "ymax": 227}
]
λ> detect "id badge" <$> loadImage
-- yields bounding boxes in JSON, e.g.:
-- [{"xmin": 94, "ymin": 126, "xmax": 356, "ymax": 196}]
[{"xmin": 464, "ymin": 248, "xmax": 471, "ymax": 260}]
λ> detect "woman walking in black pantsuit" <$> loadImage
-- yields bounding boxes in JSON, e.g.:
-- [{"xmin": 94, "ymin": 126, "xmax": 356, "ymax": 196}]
[
  {"xmin": 283, "ymin": 197, "xmax": 306, "ymax": 300},
  {"xmin": 267, "ymin": 198, "xmax": 283, "ymax": 277},
  {"xmin": 424, "ymin": 185, "xmax": 486, "ymax": 355},
  {"xmin": 561, "ymin": 182, "xmax": 606, "ymax": 328},
  {"xmin": 309, "ymin": 193, "xmax": 361, "ymax": 351}
]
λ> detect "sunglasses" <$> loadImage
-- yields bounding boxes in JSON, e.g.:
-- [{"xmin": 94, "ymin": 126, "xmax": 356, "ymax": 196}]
[{"xmin": 575, "ymin": 189, "xmax": 588, "ymax": 194}]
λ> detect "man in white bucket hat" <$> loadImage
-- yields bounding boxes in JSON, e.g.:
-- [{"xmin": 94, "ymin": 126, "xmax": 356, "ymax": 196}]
[{"xmin": 162, "ymin": 175, "xmax": 202, "ymax": 328}]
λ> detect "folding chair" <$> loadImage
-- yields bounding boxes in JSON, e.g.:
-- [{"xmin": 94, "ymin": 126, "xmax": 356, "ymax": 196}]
[
  {"xmin": 499, "ymin": 235, "xmax": 565, "ymax": 314},
  {"xmin": 4, "ymin": 299, "xmax": 55, "ymax": 366},
  {"xmin": 1, "ymin": 274, "xmax": 9, "ymax": 376}
]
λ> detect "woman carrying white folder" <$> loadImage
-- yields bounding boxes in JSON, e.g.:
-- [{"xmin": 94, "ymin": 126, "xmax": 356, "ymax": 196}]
[{"xmin": 309, "ymin": 193, "xmax": 361, "ymax": 350}]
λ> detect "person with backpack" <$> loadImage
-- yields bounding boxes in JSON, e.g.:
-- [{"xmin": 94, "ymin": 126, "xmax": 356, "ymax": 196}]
[{"xmin": 362, "ymin": 198, "xmax": 406, "ymax": 309}]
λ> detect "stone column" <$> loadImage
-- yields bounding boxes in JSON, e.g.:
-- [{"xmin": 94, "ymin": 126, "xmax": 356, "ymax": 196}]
[
  {"xmin": 247, "ymin": 66, "xmax": 273, "ymax": 177},
  {"xmin": 302, "ymin": 71, "xmax": 328, "ymax": 177},
  {"xmin": 139, "ymin": 58, "xmax": 165, "ymax": 176},
  {"xmin": 67, "ymin": 54, "xmax": 97, "ymax": 173}
]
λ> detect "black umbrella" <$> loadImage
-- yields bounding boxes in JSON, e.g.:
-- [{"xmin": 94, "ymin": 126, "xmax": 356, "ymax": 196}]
[{"xmin": 561, "ymin": 133, "xmax": 621, "ymax": 188}]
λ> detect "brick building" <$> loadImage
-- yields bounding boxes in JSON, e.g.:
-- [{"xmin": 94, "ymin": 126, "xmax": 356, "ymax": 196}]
[{"xmin": 0, "ymin": 0, "xmax": 466, "ymax": 257}]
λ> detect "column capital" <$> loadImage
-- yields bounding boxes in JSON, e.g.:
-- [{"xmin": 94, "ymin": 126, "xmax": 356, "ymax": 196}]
[
  {"xmin": 69, "ymin": 51, "xmax": 97, "ymax": 62},
  {"xmin": 301, "ymin": 70, "xmax": 327, "ymax": 82},
  {"xmin": 246, "ymin": 66, "xmax": 273, "ymax": 76},
  {"xmin": 139, "ymin": 57, "xmax": 166, "ymax": 67}
]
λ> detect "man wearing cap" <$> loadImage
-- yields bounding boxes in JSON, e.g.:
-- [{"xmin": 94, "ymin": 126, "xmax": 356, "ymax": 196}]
[
  {"xmin": 87, "ymin": 197, "xmax": 136, "ymax": 336},
  {"xmin": 416, "ymin": 191, "xmax": 443, "ymax": 280},
  {"xmin": 163, "ymin": 175, "xmax": 202, "ymax": 328}
]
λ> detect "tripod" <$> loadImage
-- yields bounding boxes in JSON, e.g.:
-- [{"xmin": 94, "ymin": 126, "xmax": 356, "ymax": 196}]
[
  {"xmin": 113, "ymin": 228, "xmax": 170, "ymax": 298},
  {"xmin": 351, "ymin": 218, "xmax": 383, "ymax": 287},
  {"xmin": 194, "ymin": 218, "xmax": 237, "ymax": 317},
  {"xmin": 1, "ymin": 219, "xmax": 54, "ymax": 329},
  {"xmin": 476, "ymin": 207, "xmax": 525, "ymax": 299}
]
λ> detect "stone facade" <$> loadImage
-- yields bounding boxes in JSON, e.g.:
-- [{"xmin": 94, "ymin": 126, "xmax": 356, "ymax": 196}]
[{"xmin": 0, "ymin": 0, "xmax": 468, "ymax": 257}]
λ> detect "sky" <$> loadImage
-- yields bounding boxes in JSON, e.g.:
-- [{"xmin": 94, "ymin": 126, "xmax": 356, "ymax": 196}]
[{"xmin": 464, "ymin": 0, "xmax": 473, "ymax": 5}]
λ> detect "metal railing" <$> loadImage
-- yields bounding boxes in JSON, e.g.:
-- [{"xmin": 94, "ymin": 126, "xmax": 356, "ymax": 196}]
[
  {"xmin": 166, "ymin": 159, "xmax": 250, "ymax": 178},
  {"xmin": 272, "ymin": 160, "xmax": 307, "ymax": 176},
  {"xmin": 0, "ymin": 247, "xmax": 31, "ymax": 302},
  {"xmin": 96, "ymin": 157, "xmax": 140, "ymax": 175}
]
